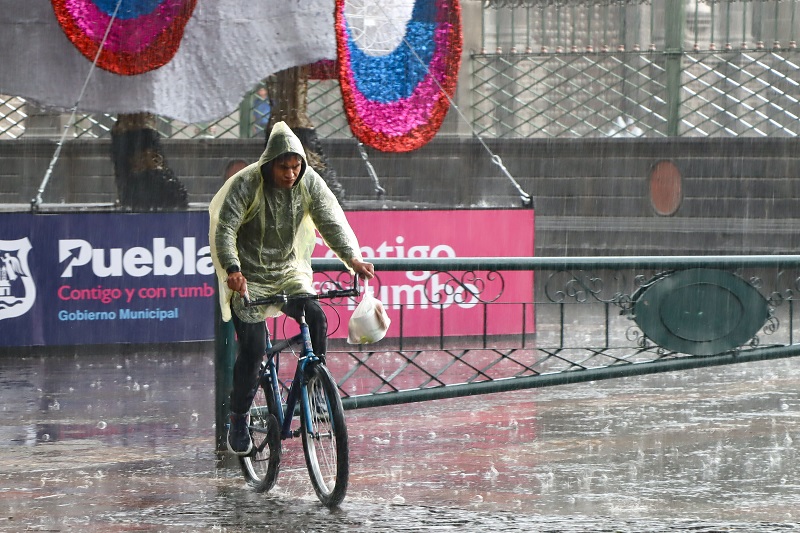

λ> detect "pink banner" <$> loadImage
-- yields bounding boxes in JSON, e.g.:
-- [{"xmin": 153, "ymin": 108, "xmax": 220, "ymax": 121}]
[{"xmin": 312, "ymin": 209, "xmax": 535, "ymax": 339}]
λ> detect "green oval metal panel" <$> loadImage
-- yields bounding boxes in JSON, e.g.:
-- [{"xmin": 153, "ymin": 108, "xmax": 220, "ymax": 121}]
[{"xmin": 632, "ymin": 269, "xmax": 770, "ymax": 356}]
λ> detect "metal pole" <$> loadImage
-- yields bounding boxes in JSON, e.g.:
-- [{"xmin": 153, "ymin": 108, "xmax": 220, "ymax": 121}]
[
  {"xmin": 214, "ymin": 295, "xmax": 236, "ymax": 453},
  {"xmin": 238, "ymin": 91, "xmax": 253, "ymax": 139},
  {"xmin": 664, "ymin": 0, "xmax": 684, "ymax": 136},
  {"xmin": 311, "ymin": 255, "xmax": 800, "ymax": 273}
]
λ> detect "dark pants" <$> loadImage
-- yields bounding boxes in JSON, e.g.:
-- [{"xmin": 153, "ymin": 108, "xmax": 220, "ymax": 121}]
[{"xmin": 229, "ymin": 298, "xmax": 328, "ymax": 414}]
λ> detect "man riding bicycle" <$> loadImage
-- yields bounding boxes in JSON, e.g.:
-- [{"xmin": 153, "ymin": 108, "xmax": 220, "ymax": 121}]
[{"xmin": 210, "ymin": 121, "xmax": 374, "ymax": 455}]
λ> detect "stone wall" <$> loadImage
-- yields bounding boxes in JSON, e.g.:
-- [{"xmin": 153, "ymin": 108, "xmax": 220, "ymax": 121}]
[{"xmin": 2, "ymin": 137, "xmax": 799, "ymax": 256}]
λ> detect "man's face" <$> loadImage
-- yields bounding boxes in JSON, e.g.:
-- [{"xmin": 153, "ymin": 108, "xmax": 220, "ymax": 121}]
[{"xmin": 272, "ymin": 155, "xmax": 302, "ymax": 189}]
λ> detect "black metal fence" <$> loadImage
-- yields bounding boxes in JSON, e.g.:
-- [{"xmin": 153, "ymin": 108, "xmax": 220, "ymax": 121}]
[{"xmin": 215, "ymin": 256, "xmax": 800, "ymax": 422}]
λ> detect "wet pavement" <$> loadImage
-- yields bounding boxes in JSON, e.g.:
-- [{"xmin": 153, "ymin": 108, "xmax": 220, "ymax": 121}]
[{"xmin": 1, "ymin": 347, "xmax": 800, "ymax": 532}]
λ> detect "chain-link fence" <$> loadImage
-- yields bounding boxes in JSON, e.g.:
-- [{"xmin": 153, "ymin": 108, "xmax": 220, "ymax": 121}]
[
  {"xmin": 0, "ymin": 81, "xmax": 352, "ymax": 141},
  {"xmin": 472, "ymin": 49, "xmax": 800, "ymax": 138},
  {"xmin": 0, "ymin": 95, "xmax": 27, "ymax": 139}
]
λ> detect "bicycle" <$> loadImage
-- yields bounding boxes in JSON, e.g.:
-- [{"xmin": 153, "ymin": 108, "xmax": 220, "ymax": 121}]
[{"xmin": 235, "ymin": 279, "xmax": 360, "ymax": 508}]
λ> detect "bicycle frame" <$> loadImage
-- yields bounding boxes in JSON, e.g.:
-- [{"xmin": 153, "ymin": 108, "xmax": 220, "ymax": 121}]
[
  {"xmin": 262, "ymin": 311, "xmax": 321, "ymax": 440},
  {"xmin": 245, "ymin": 280, "xmax": 359, "ymax": 439}
]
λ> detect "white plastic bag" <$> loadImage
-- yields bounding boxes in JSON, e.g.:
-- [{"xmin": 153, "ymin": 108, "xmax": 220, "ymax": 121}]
[{"xmin": 347, "ymin": 279, "xmax": 391, "ymax": 344}]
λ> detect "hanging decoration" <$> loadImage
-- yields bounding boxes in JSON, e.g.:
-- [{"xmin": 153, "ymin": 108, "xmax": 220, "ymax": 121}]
[
  {"xmin": 335, "ymin": 0, "xmax": 462, "ymax": 153},
  {"xmin": 51, "ymin": 0, "xmax": 197, "ymax": 76}
]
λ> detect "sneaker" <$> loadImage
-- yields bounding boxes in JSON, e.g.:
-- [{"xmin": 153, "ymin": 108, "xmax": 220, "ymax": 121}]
[{"xmin": 227, "ymin": 411, "xmax": 253, "ymax": 456}]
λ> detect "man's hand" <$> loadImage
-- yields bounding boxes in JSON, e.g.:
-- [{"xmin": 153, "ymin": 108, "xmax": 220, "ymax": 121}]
[
  {"xmin": 226, "ymin": 271, "xmax": 248, "ymax": 297},
  {"xmin": 351, "ymin": 258, "xmax": 375, "ymax": 280}
]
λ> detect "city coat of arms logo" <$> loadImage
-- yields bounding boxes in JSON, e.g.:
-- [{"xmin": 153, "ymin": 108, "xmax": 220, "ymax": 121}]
[{"xmin": 0, "ymin": 238, "xmax": 36, "ymax": 321}]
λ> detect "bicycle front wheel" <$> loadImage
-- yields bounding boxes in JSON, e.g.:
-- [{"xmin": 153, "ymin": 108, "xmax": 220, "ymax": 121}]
[
  {"xmin": 240, "ymin": 376, "xmax": 281, "ymax": 493},
  {"xmin": 301, "ymin": 364, "xmax": 349, "ymax": 507}
]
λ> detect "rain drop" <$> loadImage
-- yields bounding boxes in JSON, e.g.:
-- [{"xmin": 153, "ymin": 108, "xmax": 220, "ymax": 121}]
[{"xmin": 96, "ymin": 421, "xmax": 107, "ymax": 430}]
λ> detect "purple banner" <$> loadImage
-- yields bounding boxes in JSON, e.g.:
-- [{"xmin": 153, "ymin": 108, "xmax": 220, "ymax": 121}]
[
  {"xmin": 1, "ymin": 209, "xmax": 534, "ymax": 347},
  {"xmin": 0, "ymin": 212, "xmax": 215, "ymax": 346}
]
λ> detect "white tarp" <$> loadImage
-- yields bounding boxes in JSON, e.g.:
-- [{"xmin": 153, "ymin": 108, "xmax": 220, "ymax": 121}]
[{"xmin": 0, "ymin": 0, "xmax": 336, "ymax": 123}]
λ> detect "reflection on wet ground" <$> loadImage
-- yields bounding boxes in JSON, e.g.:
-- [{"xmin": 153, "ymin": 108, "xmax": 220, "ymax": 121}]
[{"xmin": 1, "ymin": 347, "xmax": 799, "ymax": 532}]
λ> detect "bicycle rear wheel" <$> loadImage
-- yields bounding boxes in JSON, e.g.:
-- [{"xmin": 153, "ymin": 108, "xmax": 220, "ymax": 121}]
[
  {"xmin": 240, "ymin": 375, "xmax": 281, "ymax": 493},
  {"xmin": 300, "ymin": 364, "xmax": 349, "ymax": 507}
]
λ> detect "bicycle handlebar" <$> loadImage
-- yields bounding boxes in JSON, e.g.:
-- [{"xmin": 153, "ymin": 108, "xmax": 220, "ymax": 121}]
[{"xmin": 242, "ymin": 280, "xmax": 361, "ymax": 308}]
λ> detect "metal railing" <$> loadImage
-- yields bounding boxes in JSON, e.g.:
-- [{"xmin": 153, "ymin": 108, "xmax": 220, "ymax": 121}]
[
  {"xmin": 480, "ymin": 0, "xmax": 799, "ymax": 54},
  {"xmin": 214, "ymin": 256, "xmax": 800, "ymax": 421}
]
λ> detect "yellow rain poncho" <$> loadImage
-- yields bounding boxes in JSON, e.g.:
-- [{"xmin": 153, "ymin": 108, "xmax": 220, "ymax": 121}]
[{"xmin": 209, "ymin": 122, "xmax": 363, "ymax": 322}]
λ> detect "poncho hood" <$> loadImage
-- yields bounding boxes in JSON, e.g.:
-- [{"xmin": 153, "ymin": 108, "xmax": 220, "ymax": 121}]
[{"xmin": 259, "ymin": 121, "xmax": 308, "ymax": 187}]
